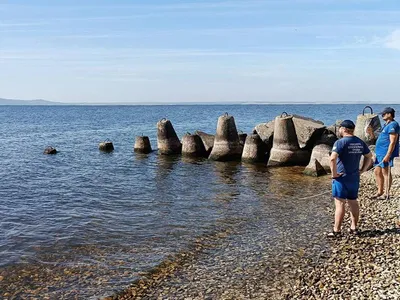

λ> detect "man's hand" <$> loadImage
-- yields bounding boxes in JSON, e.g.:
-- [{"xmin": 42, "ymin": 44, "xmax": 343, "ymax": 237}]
[
  {"xmin": 383, "ymin": 155, "xmax": 390, "ymax": 163},
  {"xmin": 331, "ymin": 173, "xmax": 343, "ymax": 179}
]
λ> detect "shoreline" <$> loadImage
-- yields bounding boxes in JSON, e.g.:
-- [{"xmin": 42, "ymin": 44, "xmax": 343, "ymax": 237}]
[{"xmin": 109, "ymin": 173, "xmax": 400, "ymax": 300}]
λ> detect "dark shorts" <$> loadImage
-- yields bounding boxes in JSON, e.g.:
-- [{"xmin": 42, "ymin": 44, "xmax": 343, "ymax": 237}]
[
  {"xmin": 332, "ymin": 176, "xmax": 359, "ymax": 200},
  {"xmin": 374, "ymin": 155, "xmax": 394, "ymax": 168}
]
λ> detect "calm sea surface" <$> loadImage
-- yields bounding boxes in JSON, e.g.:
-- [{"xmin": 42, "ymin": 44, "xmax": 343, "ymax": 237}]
[{"xmin": 0, "ymin": 104, "xmax": 396, "ymax": 298}]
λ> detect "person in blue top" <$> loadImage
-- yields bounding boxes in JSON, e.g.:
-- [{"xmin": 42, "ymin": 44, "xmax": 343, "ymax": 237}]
[
  {"xmin": 372, "ymin": 107, "xmax": 400, "ymax": 200},
  {"xmin": 328, "ymin": 120, "xmax": 373, "ymax": 237}
]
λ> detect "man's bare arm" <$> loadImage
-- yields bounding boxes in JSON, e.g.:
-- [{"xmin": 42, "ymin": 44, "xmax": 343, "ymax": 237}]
[{"xmin": 360, "ymin": 152, "xmax": 373, "ymax": 174}]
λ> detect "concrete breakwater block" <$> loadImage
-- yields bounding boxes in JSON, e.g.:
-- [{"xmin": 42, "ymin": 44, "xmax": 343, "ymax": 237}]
[
  {"xmin": 99, "ymin": 141, "xmax": 114, "ymax": 152},
  {"xmin": 292, "ymin": 114, "xmax": 326, "ymax": 150},
  {"xmin": 354, "ymin": 106, "xmax": 381, "ymax": 146},
  {"xmin": 267, "ymin": 113, "xmax": 310, "ymax": 166},
  {"xmin": 194, "ymin": 130, "xmax": 215, "ymax": 154},
  {"xmin": 43, "ymin": 146, "xmax": 57, "ymax": 154},
  {"xmin": 209, "ymin": 113, "xmax": 242, "ymax": 161},
  {"xmin": 253, "ymin": 120, "xmax": 274, "ymax": 153},
  {"xmin": 305, "ymin": 132, "xmax": 338, "ymax": 173},
  {"xmin": 303, "ymin": 158, "xmax": 327, "ymax": 177},
  {"xmin": 238, "ymin": 132, "xmax": 247, "ymax": 147},
  {"xmin": 134, "ymin": 136, "xmax": 152, "ymax": 153},
  {"xmin": 392, "ymin": 157, "xmax": 400, "ymax": 176},
  {"xmin": 182, "ymin": 133, "xmax": 207, "ymax": 157},
  {"xmin": 242, "ymin": 134, "xmax": 264, "ymax": 162},
  {"xmin": 359, "ymin": 145, "xmax": 376, "ymax": 171},
  {"xmin": 157, "ymin": 119, "xmax": 182, "ymax": 155},
  {"xmin": 326, "ymin": 120, "xmax": 343, "ymax": 138}
]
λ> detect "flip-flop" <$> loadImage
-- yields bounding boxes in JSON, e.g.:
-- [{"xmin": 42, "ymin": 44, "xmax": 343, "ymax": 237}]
[
  {"xmin": 327, "ymin": 231, "xmax": 341, "ymax": 238},
  {"xmin": 377, "ymin": 194, "xmax": 390, "ymax": 200}
]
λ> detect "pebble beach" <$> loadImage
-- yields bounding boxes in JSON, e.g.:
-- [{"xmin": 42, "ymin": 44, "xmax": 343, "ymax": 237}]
[{"xmin": 111, "ymin": 172, "xmax": 400, "ymax": 300}]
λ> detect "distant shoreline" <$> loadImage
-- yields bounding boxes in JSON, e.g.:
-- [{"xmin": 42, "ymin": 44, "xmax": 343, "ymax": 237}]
[{"xmin": 0, "ymin": 99, "xmax": 394, "ymax": 106}]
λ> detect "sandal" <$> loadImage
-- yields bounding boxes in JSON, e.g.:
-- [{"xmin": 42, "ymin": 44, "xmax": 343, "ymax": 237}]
[
  {"xmin": 370, "ymin": 193, "xmax": 383, "ymax": 199},
  {"xmin": 327, "ymin": 231, "xmax": 341, "ymax": 238},
  {"xmin": 376, "ymin": 194, "xmax": 390, "ymax": 200},
  {"xmin": 349, "ymin": 228, "xmax": 360, "ymax": 235}
]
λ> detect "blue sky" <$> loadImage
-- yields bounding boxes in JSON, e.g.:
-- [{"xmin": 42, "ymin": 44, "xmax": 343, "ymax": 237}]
[{"xmin": 1, "ymin": 0, "xmax": 400, "ymax": 103}]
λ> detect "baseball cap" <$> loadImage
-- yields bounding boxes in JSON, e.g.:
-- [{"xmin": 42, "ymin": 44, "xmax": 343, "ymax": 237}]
[
  {"xmin": 339, "ymin": 120, "xmax": 355, "ymax": 129},
  {"xmin": 379, "ymin": 107, "xmax": 395, "ymax": 115}
]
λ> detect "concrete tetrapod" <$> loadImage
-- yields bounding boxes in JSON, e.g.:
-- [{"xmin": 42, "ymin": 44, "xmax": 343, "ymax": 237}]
[
  {"xmin": 99, "ymin": 141, "xmax": 114, "ymax": 152},
  {"xmin": 304, "ymin": 132, "xmax": 337, "ymax": 173},
  {"xmin": 209, "ymin": 113, "xmax": 242, "ymax": 161},
  {"xmin": 182, "ymin": 133, "xmax": 207, "ymax": 157},
  {"xmin": 194, "ymin": 131, "xmax": 215, "ymax": 155},
  {"xmin": 292, "ymin": 114, "xmax": 325, "ymax": 149},
  {"xmin": 157, "ymin": 118, "xmax": 182, "ymax": 155},
  {"xmin": 134, "ymin": 136, "xmax": 152, "ymax": 154},
  {"xmin": 43, "ymin": 146, "xmax": 57, "ymax": 154},
  {"xmin": 354, "ymin": 106, "xmax": 381, "ymax": 146},
  {"xmin": 253, "ymin": 120, "xmax": 274, "ymax": 153},
  {"xmin": 242, "ymin": 134, "xmax": 264, "ymax": 162},
  {"xmin": 303, "ymin": 158, "xmax": 327, "ymax": 177},
  {"xmin": 267, "ymin": 112, "xmax": 310, "ymax": 166}
]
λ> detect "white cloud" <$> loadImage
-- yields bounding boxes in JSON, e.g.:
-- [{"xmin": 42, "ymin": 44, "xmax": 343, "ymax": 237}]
[{"xmin": 385, "ymin": 29, "xmax": 400, "ymax": 50}]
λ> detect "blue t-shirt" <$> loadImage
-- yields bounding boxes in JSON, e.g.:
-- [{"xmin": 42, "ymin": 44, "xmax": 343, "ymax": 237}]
[
  {"xmin": 375, "ymin": 120, "xmax": 400, "ymax": 158},
  {"xmin": 332, "ymin": 136, "xmax": 370, "ymax": 177}
]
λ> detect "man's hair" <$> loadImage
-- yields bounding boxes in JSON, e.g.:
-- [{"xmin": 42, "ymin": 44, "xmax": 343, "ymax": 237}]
[{"xmin": 343, "ymin": 127, "xmax": 354, "ymax": 134}]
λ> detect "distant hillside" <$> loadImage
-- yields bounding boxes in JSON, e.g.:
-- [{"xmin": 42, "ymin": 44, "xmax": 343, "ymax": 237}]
[{"xmin": 0, "ymin": 98, "xmax": 62, "ymax": 105}]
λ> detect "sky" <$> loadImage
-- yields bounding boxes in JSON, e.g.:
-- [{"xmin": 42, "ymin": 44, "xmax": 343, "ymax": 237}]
[{"xmin": 1, "ymin": 0, "xmax": 400, "ymax": 104}]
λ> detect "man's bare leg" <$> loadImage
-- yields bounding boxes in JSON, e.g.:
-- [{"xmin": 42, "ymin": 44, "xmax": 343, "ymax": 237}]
[
  {"xmin": 334, "ymin": 198, "xmax": 346, "ymax": 232},
  {"xmin": 347, "ymin": 200, "xmax": 360, "ymax": 230},
  {"xmin": 382, "ymin": 166, "xmax": 392, "ymax": 196},
  {"xmin": 374, "ymin": 166, "xmax": 384, "ymax": 196}
]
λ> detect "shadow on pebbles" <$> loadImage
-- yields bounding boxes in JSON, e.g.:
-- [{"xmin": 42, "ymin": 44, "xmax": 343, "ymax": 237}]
[{"xmin": 109, "ymin": 173, "xmax": 400, "ymax": 300}]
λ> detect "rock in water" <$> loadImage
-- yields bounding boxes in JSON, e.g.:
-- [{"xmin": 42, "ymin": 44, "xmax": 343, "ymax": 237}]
[
  {"xmin": 209, "ymin": 114, "xmax": 242, "ymax": 161},
  {"xmin": 157, "ymin": 119, "xmax": 182, "ymax": 155},
  {"xmin": 43, "ymin": 146, "xmax": 57, "ymax": 154},
  {"xmin": 303, "ymin": 158, "xmax": 328, "ymax": 177},
  {"xmin": 182, "ymin": 133, "xmax": 207, "ymax": 157},
  {"xmin": 134, "ymin": 136, "xmax": 152, "ymax": 153},
  {"xmin": 242, "ymin": 134, "xmax": 264, "ymax": 162},
  {"xmin": 99, "ymin": 141, "xmax": 114, "ymax": 152},
  {"xmin": 268, "ymin": 113, "xmax": 310, "ymax": 166}
]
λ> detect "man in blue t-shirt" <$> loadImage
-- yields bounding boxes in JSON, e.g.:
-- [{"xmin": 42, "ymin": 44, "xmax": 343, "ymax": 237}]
[
  {"xmin": 328, "ymin": 120, "xmax": 373, "ymax": 237},
  {"xmin": 373, "ymin": 107, "xmax": 400, "ymax": 200}
]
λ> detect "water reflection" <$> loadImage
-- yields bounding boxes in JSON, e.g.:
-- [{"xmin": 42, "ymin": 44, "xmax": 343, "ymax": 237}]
[
  {"xmin": 213, "ymin": 161, "xmax": 241, "ymax": 185},
  {"xmin": 181, "ymin": 156, "xmax": 206, "ymax": 165},
  {"xmin": 212, "ymin": 161, "xmax": 241, "ymax": 202},
  {"xmin": 156, "ymin": 154, "xmax": 180, "ymax": 178}
]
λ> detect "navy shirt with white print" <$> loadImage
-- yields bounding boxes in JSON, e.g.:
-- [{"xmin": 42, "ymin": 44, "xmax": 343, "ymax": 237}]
[{"xmin": 332, "ymin": 136, "xmax": 370, "ymax": 177}]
